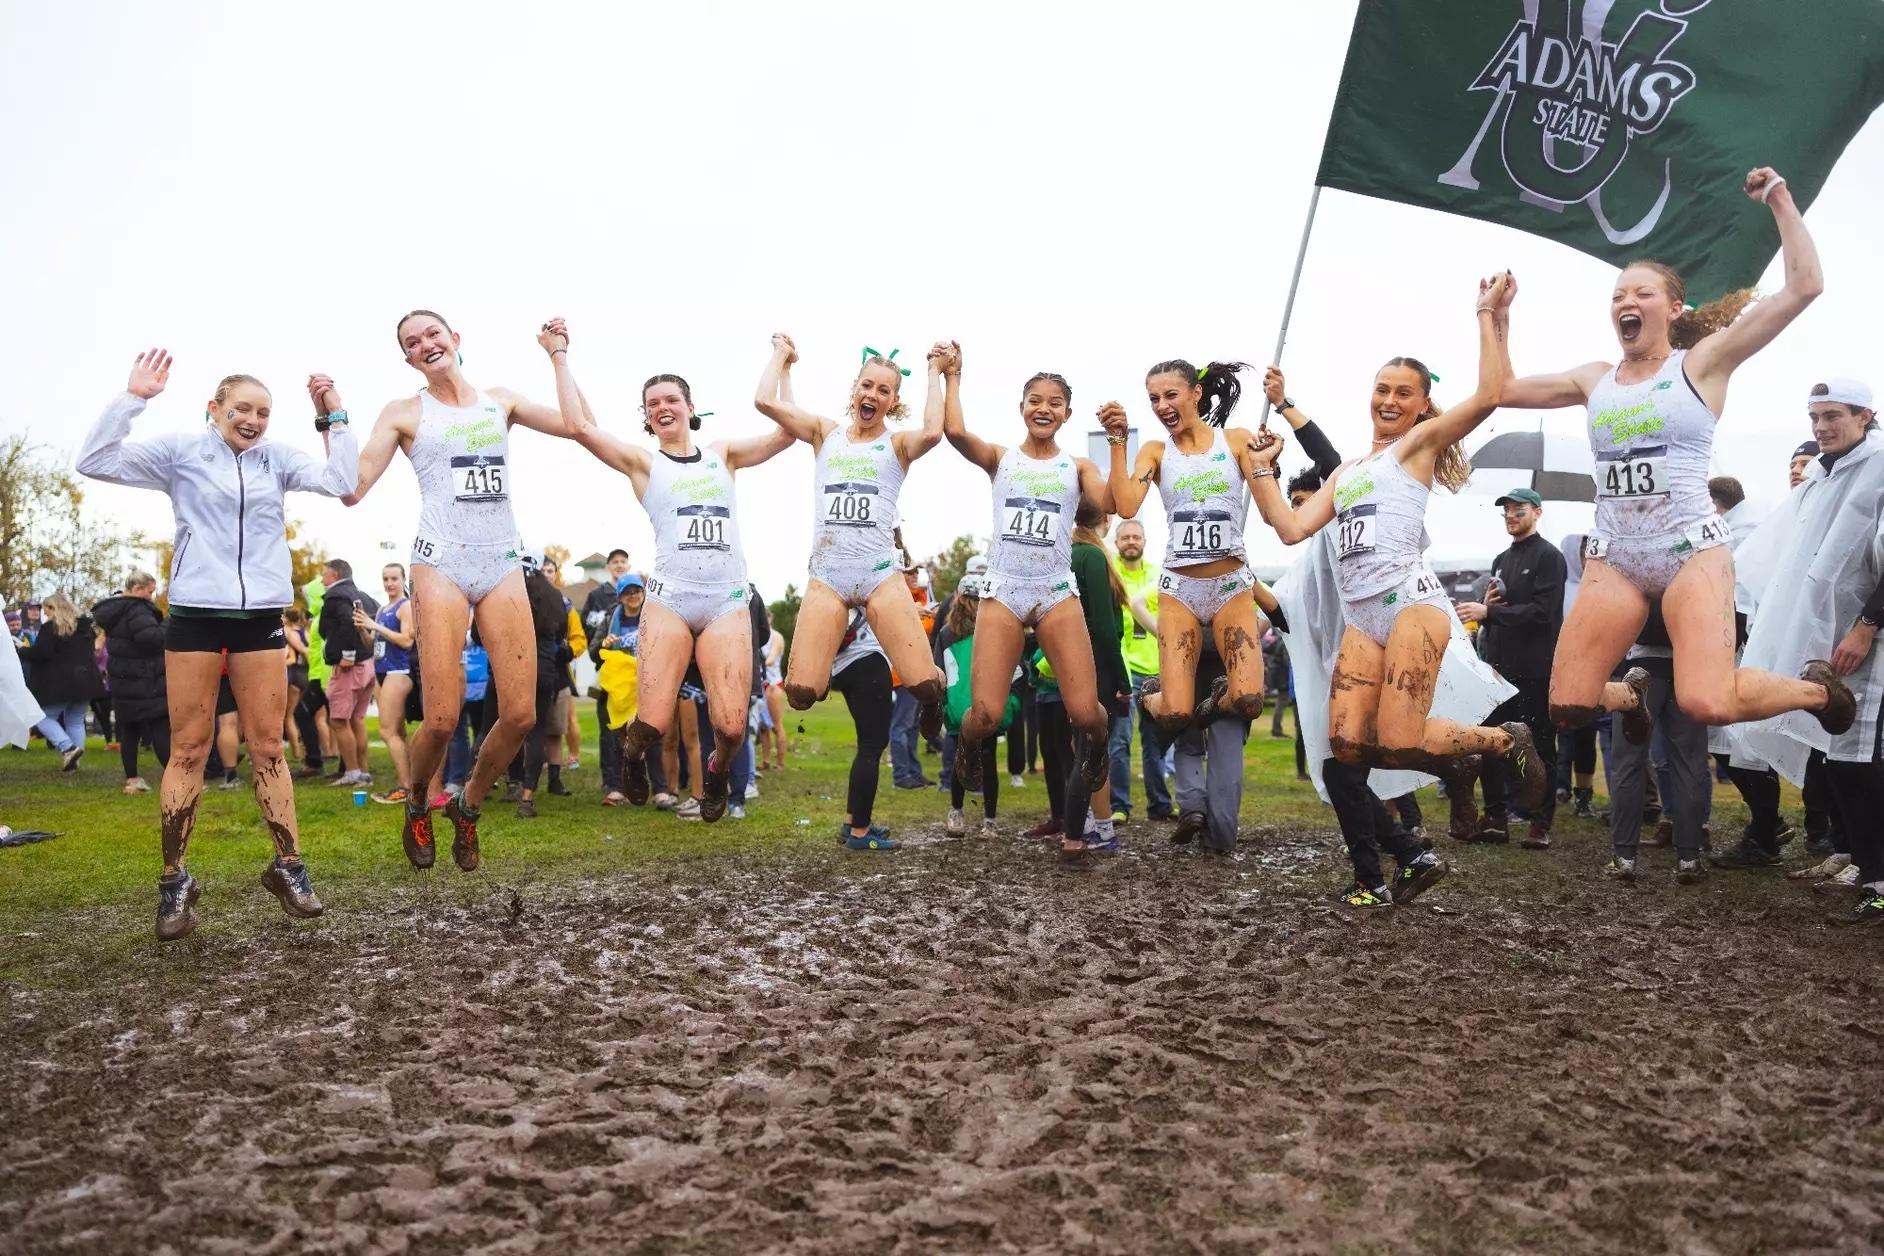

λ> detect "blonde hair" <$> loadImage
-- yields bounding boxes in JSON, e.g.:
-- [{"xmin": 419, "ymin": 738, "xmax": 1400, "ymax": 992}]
[
  {"xmin": 42, "ymin": 591, "xmax": 80, "ymax": 637},
  {"xmin": 1625, "ymin": 260, "xmax": 1757, "ymax": 351},
  {"xmin": 213, "ymin": 374, "xmax": 268, "ymax": 406},
  {"xmin": 847, "ymin": 357, "xmax": 911, "ymax": 423}
]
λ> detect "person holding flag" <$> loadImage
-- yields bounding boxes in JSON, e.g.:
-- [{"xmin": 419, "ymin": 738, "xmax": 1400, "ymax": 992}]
[{"xmin": 1498, "ymin": 169, "xmax": 1854, "ymax": 743}]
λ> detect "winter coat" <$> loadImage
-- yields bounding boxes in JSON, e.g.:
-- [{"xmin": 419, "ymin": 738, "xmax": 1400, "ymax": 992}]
[
  {"xmin": 91, "ymin": 595, "xmax": 168, "ymax": 721},
  {"xmin": 24, "ymin": 617, "xmax": 107, "ymax": 706}
]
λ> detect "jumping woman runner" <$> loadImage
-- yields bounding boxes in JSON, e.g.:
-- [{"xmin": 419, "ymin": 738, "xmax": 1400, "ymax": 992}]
[
  {"xmin": 541, "ymin": 318, "xmax": 795, "ymax": 821},
  {"xmin": 317, "ymin": 309, "xmax": 566, "ymax": 873},
  {"xmin": 1101, "ymin": 359, "xmax": 1270, "ymax": 734},
  {"xmin": 941, "ymin": 342, "xmax": 1114, "ymax": 846},
  {"xmin": 1499, "ymin": 167, "xmax": 1852, "ymax": 743},
  {"xmin": 752, "ymin": 333, "xmax": 949, "ymax": 786},
  {"xmin": 1246, "ymin": 271, "xmax": 1546, "ymax": 902},
  {"xmin": 78, "ymin": 349, "xmax": 358, "ymax": 941}
]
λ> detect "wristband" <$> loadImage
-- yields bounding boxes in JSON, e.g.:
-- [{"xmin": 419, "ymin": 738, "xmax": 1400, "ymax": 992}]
[
  {"xmin": 1759, "ymin": 174, "xmax": 1787, "ymax": 204},
  {"xmin": 1105, "ymin": 434, "xmax": 1128, "ymax": 447},
  {"xmin": 316, "ymin": 409, "xmax": 349, "ymax": 432},
  {"xmin": 551, "ymin": 349, "xmax": 567, "ymax": 358},
  {"xmin": 1249, "ymin": 467, "xmax": 1279, "ymax": 479}
]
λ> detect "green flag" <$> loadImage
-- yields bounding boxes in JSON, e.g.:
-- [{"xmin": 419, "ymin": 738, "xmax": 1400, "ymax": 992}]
[{"xmin": 1316, "ymin": 0, "xmax": 1884, "ymax": 300}]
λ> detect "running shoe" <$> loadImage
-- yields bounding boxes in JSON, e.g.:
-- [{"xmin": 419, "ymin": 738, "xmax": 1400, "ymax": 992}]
[
  {"xmin": 745, "ymin": 783, "xmax": 759, "ymax": 800},
  {"xmin": 653, "ymin": 793, "xmax": 679, "ymax": 811},
  {"xmin": 516, "ymin": 798, "xmax": 537, "ymax": 819},
  {"xmin": 1644, "ymin": 819, "xmax": 1673, "ymax": 848},
  {"xmin": 1024, "ymin": 816, "xmax": 1063, "ymax": 839},
  {"xmin": 1604, "ymin": 856, "xmax": 1637, "ymax": 883},
  {"xmin": 1572, "ymin": 789, "xmax": 1596, "ymax": 820},
  {"xmin": 60, "ymin": 746, "xmax": 84, "ymax": 772},
  {"xmin": 945, "ymin": 808, "xmax": 966, "ymax": 836},
  {"xmin": 1500, "ymin": 722, "xmax": 1549, "ymax": 812},
  {"xmin": 1009, "ymin": 774, "xmax": 1024, "ymax": 788},
  {"xmin": 1829, "ymin": 888, "xmax": 1884, "ymax": 926},
  {"xmin": 1813, "ymin": 863, "xmax": 1863, "ymax": 894},
  {"xmin": 1460, "ymin": 812, "xmax": 1510, "ymax": 844},
  {"xmin": 847, "ymin": 829, "xmax": 898, "ymax": 852},
  {"xmin": 602, "ymin": 790, "xmax": 628, "ymax": 807},
  {"xmin": 1675, "ymin": 859, "xmax": 1706, "ymax": 886},
  {"xmin": 1190, "ymin": 675, "xmax": 1232, "ymax": 726},
  {"xmin": 1800, "ymin": 660, "xmax": 1857, "ymax": 736},
  {"xmin": 442, "ymin": 797, "xmax": 481, "ymax": 872},
  {"xmin": 1083, "ymin": 828, "xmax": 1122, "ymax": 855},
  {"xmin": 260, "ymin": 858, "xmax": 324, "ymax": 919},
  {"xmin": 1618, "ymin": 667, "xmax": 1654, "ymax": 746},
  {"xmin": 1337, "ymin": 881, "xmax": 1392, "ymax": 909},
  {"xmin": 372, "ymin": 786, "xmax": 411, "ymax": 806},
  {"xmin": 1519, "ymin": 816, "xmax": 1553, "ymax": 851},
  {"xmin": 729, "ymin": 804, "xmax": 746, "ymax": 820},
  {"xmin": 955, "ymin": 737, "xmax": 985, "ymax": 792},
  {"xmin": 1077, "ymin": 731, "xmax": 1109, "ymax": 793},
  {"xmin": 675, "ymin": 797, "xmax": 702, "ymax": 821},
  {"xmin": 623, "ymin": 751, "xmax": 651, "ymax": 806},
  {"xmin": 156, "ymin": 871, "xmax": 201, "ymax": 942},
  {"xmin": 979, "ymin": 817, "xmax": 999, "ymax": 836},
  {"xmin": 1170, "ymin": 811, "xmax": 1206, "ymax": 846},
  {"xmin": 563, "ymin": 756, "xmax": 580, "ymax": 770},
  {"xmin": 1391, "ymin": 852, "xmax": 1449, "ymax": 905},
  {"xmin": 122, "ymin": 777, "xmax": 150, "ymax": 795},
  {"xmin": 401, "ymin": 802, "xmax": 436, "ymax": 870},
  {"xmin": 547, "ymin": 780, "xmax": 572, "ymax": 797},
  {"xmin": 1110, "ymin": 811, "xmax": 1128, "ymax": 823},
  {"xmin": 1709, "ymin": 839, "xmax": 1780, "ymax": 870},
  {"xmin": 699, "ymin": 755, "xmax": 731, "ymax": 823},
  {"xmin": 1789, "ymin": 852, "xmax": 1851, "ymax": 882},
  {"xmin": 837, "ymin": 821, "xmax": 891, "ymax": 845},
  {"xmin": 218, "ymin": 773, "xmax": 241, "ymax": 792}
]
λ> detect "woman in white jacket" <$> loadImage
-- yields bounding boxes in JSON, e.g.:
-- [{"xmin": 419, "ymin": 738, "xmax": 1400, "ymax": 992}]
[{"xmin": 77, "ymin": 349, "xmax": 359, "ymax": 942}]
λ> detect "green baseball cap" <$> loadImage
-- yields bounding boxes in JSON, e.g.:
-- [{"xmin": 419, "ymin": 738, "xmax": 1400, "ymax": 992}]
[{"xmin": 1495, "ymin": 488, "xmax": 1543, "ymax": 508}]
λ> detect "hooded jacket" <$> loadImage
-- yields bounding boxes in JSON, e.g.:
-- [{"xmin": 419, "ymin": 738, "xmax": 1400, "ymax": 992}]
[
  {"xmin": 317, "ymin": 578, "xmax": 379, "ymax": 666},
  {"xmin": 23, "ymin": 616, "xmax": 106, "ymax": 706},
  {"xmin": 91, "ymin": 594, "xmax": 167, "ymax": 722},
  {"xmin": 77, "ymin": 393, "xmax": 358, "ymax": 611}
]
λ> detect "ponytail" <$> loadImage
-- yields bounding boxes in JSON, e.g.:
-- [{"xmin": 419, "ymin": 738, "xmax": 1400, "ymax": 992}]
[{"xmin": 1146, "ymin": 359, "xmax": 1254, "ymax": 427}]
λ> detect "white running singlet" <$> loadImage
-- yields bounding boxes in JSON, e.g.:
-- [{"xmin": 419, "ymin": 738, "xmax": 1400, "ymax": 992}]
[{"xmin": 1156, "ymin": 427, "xmax": 1249, "ymax": 569}]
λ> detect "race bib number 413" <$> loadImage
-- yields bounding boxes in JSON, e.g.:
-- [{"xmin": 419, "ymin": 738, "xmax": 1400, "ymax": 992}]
[{"xmin": 1598, "ymin": 445, "xmax": 1670, "ymax": 498}]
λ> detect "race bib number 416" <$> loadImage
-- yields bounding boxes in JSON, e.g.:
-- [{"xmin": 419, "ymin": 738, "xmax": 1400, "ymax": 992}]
[
  {"xmin": 451, "ymin": 455, "xmax": 507, "ymax": 502},
  {"xmin": 1000, "ymin": 497, "xmax": 1059, "ymax": 547},
  {"xmin": 1171, "ymin": 507, "xmax": 1232, "ymax": 561}
]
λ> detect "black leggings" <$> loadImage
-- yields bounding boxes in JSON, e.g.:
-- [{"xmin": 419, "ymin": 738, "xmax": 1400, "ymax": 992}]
[
  {"xmin": 1567, "ymin": 725, "xmax": 1597, "ymax": 775},
  {"xmin": 1036, "ymin": 697, "xmax": 1087, "ymax": 831},
  {"xmin": 117, "ymin": 715, "xmax": 171, "ymax": 778},
  {"xmin": 1006, "ymin": 690, "xmax": 1037, "ymax": 777},
  {"xmin": 952, "ymin": 739, "xmax": 1000, "ymax": 818},
  {"xmin": 91, "ymin": 698, "xmax": 113, "ymax": 744},
  {"xmin": 521, "ymin": 671, "xmax": 563, "ymax": 792},
  {"xmin": 831, "ymin": 654, "xmax": 892, "ymax": 829}
]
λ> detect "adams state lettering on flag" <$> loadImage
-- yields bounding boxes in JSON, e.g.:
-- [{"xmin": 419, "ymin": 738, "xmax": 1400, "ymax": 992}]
[{"xmin": 1316, "ymin": 0, "xmax": 1884, "ymax": 300}]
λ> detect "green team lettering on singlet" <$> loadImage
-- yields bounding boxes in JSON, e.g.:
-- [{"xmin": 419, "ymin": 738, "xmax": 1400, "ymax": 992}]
[
  {"xmin": 1335, "ymin": 471, "xmax": 1376, "ymax": 512},
  {"xmin": 827, "ymin": 453, "xmax": 881, "ymax": 479},
  {"xmin": 445, "ymin": 416, "xmax": 505, "ymax": 453},
  {"xmin": 1011, "ymin": 466, "xmax": 1072, "ymax": 495},
  {"xmin": 1173, "ymin": 469, "xmax": 1233, "ymax": 502},
  {"xmin": 673, "ymin": 475, "xmax": 725, "ymax": 502},
  {"xmin": 1590, "ymin": 400, "xmax": 1666, "ymax": 443}
]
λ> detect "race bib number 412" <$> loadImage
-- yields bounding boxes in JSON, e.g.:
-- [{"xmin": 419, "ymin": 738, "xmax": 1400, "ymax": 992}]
[{"xmin": 1336, "ymin": 504, "xmax": 1377, "ymax": 560}]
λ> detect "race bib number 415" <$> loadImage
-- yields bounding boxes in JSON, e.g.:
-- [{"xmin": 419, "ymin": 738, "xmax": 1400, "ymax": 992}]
[
  {"xmin": 452, "ymin": 455, "xmax": 507, "ymax": 502},
  {"xmin": 1000, "ymin": 497, "xmax": 1059, "ymax": 547},
  {"xmin": 1598, "ymin": 446, "xmax": 1670, "ymax": 499}
]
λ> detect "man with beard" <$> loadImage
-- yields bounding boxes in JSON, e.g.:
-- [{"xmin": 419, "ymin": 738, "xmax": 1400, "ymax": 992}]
[{"xmin": 1108, "ymin": 519, "xmax": 1172, "ymax": 822}]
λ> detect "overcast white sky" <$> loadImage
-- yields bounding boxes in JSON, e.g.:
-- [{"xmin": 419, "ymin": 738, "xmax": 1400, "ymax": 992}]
[{"xmin": 5, "ymin": 1, "xmax": 1880, "ymax": 600}]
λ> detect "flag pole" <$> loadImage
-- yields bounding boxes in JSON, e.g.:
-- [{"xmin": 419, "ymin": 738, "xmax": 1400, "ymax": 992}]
[{"xmin": 1259, "ymin": 184, "xmax": 1323, "ymax": 428}]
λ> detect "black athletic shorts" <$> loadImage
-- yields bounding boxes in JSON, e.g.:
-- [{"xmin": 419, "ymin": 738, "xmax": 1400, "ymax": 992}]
[
  {"xmin": 166, "ymin": 611, "xmax": 287, "ymax": 655},
  {"xmin": 216, "ymin": 676, "xmax": 237, "ymax": 716}
]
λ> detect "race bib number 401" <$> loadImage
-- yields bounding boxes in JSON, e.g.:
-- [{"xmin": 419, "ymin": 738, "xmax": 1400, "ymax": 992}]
[
  {"xmin": 822, "ymin": 481, "xmax": 881, "ymax": 529},
  {"xmin": 1000, "ymin": 497, "xmax": 1059, "ymax": 547},
  {"xmin": 451, "ymin": 454, "xmax": 507, "ymax": 502},
  {"xmin": 1336, "ymin": 504, "xmax": 1377, "ymax": 560},
  {"xmin": 677, "ymin": 504, "xmax": 732, "ymax": 552},
  {"xmin": 1598, "ymin": 445, "xmax": 1670, "ymax": 499}
]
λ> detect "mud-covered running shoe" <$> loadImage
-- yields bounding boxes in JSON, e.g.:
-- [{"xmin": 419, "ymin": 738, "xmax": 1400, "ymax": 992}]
[
  {"xmin": 917, "ymin": 696, "xmax": 944, "ymax": 746},
  {"xmin": 699, "ymin": 755, "xmax": 731, "ymax": 823},
  {"xmin": 1813, "ymin": 863, "xmax": 1862, "ymax": 894},
  {"xmin": 1391, "ymin": 852, "xmax": 1449, "ymax": 905},
  {"xmin": 401, "ymin": 802, "xmax": 436, "ymax": 870},
  {"xmin": 1799, "ymin": 659, "xmax": 1857, "ymax": 735},
  {"xmin": 622, "ymin": 749, "xmax": 651, "ymax": 806},
  {"xmin": 1675, "ymin": 859, "xmax": 1706, "ymax": 886},
  {"xmin": 1460, "ymin": 812, "xmax": 1509, "ymax": 844},
  {"xmin": 1829, "ymin": 888, "xmax": 1884, "ymax": 926},
  {"xmin": 1083, "ymin": 827, "xmax": 1122, "ymax": 855},
  {"xmin": 944, "ymin": 807, "xmax": 966, "ymax": 836},
  {"xmin": 1170, "ymin": 810, "xmax": 1206, "ymax": 846},
  {"xmin": 1618, "ymin": 667, "xmax": 1654, "ymax": 746},
  {"xmin": 1337, "ymin": 881, "xmax": 1392, "ymax": 909},
  {"xmin": 1442, "ymin": 756, "xmax": 1481, "ymax": 839},
  {"xmin": 260, "ymin": 858, "xmax": 324, "ymax": 919},
  {"xmin": 955, "ymin": 736, "xmax": 985, "ymax": 792},
  {"xmin": 1709, "ymin": 839, "xmax": 1779, "ymax": 870},
  {"xmin": 1077, "ymin": 731, "xmax": 1109, "ymax": 793},
  {"xmin": 1190, "ymin": 675, "xmax": 1231, "ymax": 726},
  {"xmin": 442, "ymin": 797, "xmax": 481, "ymax": 872},
  {"xmin": 1499, "ymin": 722, "xmax": 1549, "ymax": 812},
  {"xmin": 1790, "ymin": 852, "xmax": 1852, "ymax": 882},
  {"xmin": 1604, "ymin": 856, "xmax": 1637, "ymax": 883},
  {"xmin": 846, "ymin": 829, "xmax": 898, "ymax": 852},
  {"xmin": 156, "ymin": 871, "xmax": 202, "ymax": 942}
]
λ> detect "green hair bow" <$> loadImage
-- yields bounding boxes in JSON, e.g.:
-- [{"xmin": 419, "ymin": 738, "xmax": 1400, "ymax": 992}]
[{"xmin": 862, "ymin": 346, "xmax": 913, "ymax": 377}]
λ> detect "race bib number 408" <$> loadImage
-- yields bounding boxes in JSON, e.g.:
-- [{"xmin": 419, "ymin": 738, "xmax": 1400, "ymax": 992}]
[
  {"xmin": 1598, "ymin": 445, "xmax": 1670, "ymax": 499},
  {"xmin": 451, "ymin": 455, "xmax": 507, "ymax": 502},
  {"xmin": 822, "ymin": 481, "xmax": 881, "ymax": 529},
  {"xmin": 1000, "ymin": 496, "xmax": 1060, "ymax": 547}
]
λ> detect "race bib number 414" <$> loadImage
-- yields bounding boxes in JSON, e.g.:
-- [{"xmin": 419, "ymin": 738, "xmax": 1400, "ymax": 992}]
[{"xmin": 1001, "ymin": 497, "xmax": 1059, "ymax": 547}]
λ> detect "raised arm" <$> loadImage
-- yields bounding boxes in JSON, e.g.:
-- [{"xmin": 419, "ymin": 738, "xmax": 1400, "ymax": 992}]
[
  {"xmin": 279, "ymin": 375, "xmax": 359, "ymax": 498},
  {"xmin": 76, "ymin": 349, "xmax": 177, "ymax": 490},
  {"xmin": 534, "ymin": 321, "xmax": 649, "ymax": 479},
  {"xmin": 1263, "ymin": 366, "xmax": 1345, "ymax": 475},
  {"xmin": 1406, "ymin": 272, "xmax": 1515, "ymax": 457},
  {"xmin": 340, "ymin": 399, "xmax": 408, "ymax": 507},
  {"xmin": 1687, "ymin": 167, "xmax": 1824, "ymax": 390},
  {"xmin": 722, "ymin": 422, "xmax": 798, "ymax": 472},
  {"xmin": 1244, "ymin": 430, "xmax": 1337, "ymax": 544},
  {"xmin": 938, "ymin": 341, "xmax": 1001, "ymax": 475},
  {"xmin": 1074, "ymin": 456, "xmax": 1114, "ymax": 514},
  {"xmin": 753, "ymin": 333, "xmax": 831, "ymax": 445},
  {"xmin": 893, "ymin": 346, "xmax": 949, "ymax": 465},
  {"xmin": 1098, "ymin": 401, "xmax": 1159, "ymax": 518}
]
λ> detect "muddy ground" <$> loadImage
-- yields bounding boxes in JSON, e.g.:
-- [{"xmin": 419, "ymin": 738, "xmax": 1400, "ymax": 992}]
[{"xmin": 5, "ymin": 821, "xmax": 1884, "ymax": 1254}]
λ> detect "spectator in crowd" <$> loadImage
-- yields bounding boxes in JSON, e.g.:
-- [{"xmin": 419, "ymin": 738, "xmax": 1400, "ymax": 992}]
[
  {"xmin": 282, "ymin": 606, "xmax": 310, "ymax": 764},
  {"xmin": 582, "ymin": 549, "xmax": 632, "ymax": 797},
  {"xmin": 1108, "ymin": 518, "xmax": 1171, "ymax": 823},
  {"xmin": 1554, "ymin": 534, "xmax": 1600, "ymax": 819},
  {"xmin": 595, "ymin": 572, "xmax": 646, "ymax": 806},
  {"xmin": 1065, "ymin": 502, "xmax": 1132, "ymax": 853},
  {"xmin": 1789, "ymin": 440, "xmax": 1819, "ymax": 490},
  {"xmin": 941, "ymin": 576, "xmax": 1006, "ymax": 836},
  {"xmin": 831, "ymin": 608, "xmax": 896, "ymax": 850},
  {"xmin": 758, "ymin": 619, "xmax": 787, "ymax": 773},
  {"xmin": 90, "ymin": 628, "xmax": 114, "ymax": 750},
  {"xmin": 445, "ymin": 629, "xmax": 492, "ymax": 797},
  {"xmin": 1457, "ymin": 488, "xmax": 1565, "ymax": 849},
  {"xmin": 24, "ymin": 592, "xmax": 103, "ymax": 771},
  {"xmin": 93, "ymin": 573, "xmax": 169, "ymax": 793},
  {"xmin": 1604, "ymin": 604, "xmax": 1710, "ymax": 884},
  {"xmin": 1264, "ymin": 626, "xmax": 1293, "ymax": 739},
  {"xmin": 514, "ymin": 554, "xmax": 584, "ymax": 817},
  {"xmin": 292, "ymin": 574, "xmax": 334, "ymax": 780},
  {"xmin": 354, "ymin": 563, "xmax": 418, "ymax": 804},
  {"xmin": 1170, "ymin": 629, "xmax": 1251, "ymax": 853},
  {"xmin": 316, "ymin": 559, "xmax": 379, "ymax": 787},
  {"xmin": 888, "ymin": 561, "xmax": 935, "ymax": 790}
]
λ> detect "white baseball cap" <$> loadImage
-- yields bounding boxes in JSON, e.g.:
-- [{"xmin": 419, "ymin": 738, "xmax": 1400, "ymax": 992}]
[
  {"xmin": 965, "ymin": 555, "xmax": 989, "ymax": 575},
  {"xmin": 1809, "ymin": 378, "xmax": 1874, "ymax": 410}
]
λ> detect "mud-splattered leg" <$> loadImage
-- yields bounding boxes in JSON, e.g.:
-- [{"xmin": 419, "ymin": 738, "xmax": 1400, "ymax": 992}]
[{"xmin": 157, "ymin": 650, "xmax": 223, "ymax": 875}]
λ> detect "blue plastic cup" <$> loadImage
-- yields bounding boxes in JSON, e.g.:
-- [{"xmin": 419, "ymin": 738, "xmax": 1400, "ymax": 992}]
[{"xmin": 352, "ymin": 789, "xmax": 368, "ymax": 807}]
